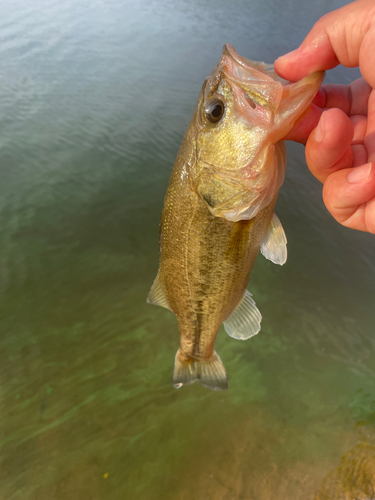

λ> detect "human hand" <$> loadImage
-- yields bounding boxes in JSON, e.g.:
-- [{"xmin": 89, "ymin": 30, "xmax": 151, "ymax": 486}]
[{"xmin": 274, "ymin": 0, "xmax": 375, "ymax": 233}]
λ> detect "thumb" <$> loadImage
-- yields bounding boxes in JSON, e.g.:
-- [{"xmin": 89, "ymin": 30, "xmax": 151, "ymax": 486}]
[{"xmin": 274, "ymin": 0, "xmax": 375, "ymax": 85}]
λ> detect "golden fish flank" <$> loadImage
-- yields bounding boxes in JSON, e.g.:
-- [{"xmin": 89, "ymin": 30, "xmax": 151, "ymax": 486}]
[{"xmin": 147, "ymin": 44, "xmax": 324, "ymax": 391}]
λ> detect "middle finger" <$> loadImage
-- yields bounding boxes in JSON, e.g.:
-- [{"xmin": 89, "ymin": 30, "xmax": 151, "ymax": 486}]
[{"xmin": 314, "ymin": 78, "xmax": 372, "ymax": 116}]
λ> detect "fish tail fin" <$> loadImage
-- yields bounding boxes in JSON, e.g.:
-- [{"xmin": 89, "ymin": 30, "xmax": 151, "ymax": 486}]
[
  {"xmin": 173, "ymin": 349, "xmax": 198, "ymax": 388},
  {"xmin": 173, "ymin": 349, "xmax": 228, "ymax": 391},
  {"xmin": 198, "ymin": 351, "xmax": 228, "ymax": 391}
]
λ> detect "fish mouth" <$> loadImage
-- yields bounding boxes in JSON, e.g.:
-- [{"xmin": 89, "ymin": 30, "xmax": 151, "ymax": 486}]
[
  {"xmin": 222, "ymin": 44, "xmax": 275, "ymax": 79},
  {"xmin": 218, "ymin": 44, "xmax": 286, "ymax": 112},
  {"xmin": 201, "ymin": 44, "xmax": 284, "ymax": 126},
  {"xmin": 222, "ymin": 44, "xmax": 288, "ymax": 85}
]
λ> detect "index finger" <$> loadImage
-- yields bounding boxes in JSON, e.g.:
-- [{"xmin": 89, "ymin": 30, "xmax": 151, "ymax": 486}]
[{"xmin": 283, "ymin": 78, "xmax": 372, "ymax": 143}]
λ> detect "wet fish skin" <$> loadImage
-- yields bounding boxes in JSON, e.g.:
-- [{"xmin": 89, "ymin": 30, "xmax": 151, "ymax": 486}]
[{"xmin": 148, "ymin": 44, "xmax": 324, "ymax": 391}]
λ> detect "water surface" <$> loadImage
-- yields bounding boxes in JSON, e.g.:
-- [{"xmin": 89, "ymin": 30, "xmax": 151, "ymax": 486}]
[{"xmin": 0, "ymin": 0, "xmax": 375, "ymax": 498}]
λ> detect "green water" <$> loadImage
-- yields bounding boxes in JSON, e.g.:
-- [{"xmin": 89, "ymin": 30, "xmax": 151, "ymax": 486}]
[{"xmin": 1, "ymin": 0, "xmax": 375, "ymax": 498}]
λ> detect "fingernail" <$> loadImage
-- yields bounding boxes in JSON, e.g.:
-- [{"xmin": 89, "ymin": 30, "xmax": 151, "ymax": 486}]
[
  {"xmin": 314, "ymin": 112, "xmax": 326, "ymax": 143},
  {"xmin": 277, "ymin": 49, "xmax": 298, "ymax": 61},
  {"xmin": 347, "ymin": 163, "xmax": 372, "ymax": 184}
]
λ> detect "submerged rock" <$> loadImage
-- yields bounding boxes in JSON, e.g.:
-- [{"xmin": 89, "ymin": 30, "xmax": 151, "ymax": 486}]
[{"xmin": 315, "ymin": 443, "xmax": 375, "ymax": 500}]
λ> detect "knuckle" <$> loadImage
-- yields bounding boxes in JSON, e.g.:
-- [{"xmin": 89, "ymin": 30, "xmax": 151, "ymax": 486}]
[{"xmin": 322, "ymin": 179, "xmax": 335, "ymax": 211}]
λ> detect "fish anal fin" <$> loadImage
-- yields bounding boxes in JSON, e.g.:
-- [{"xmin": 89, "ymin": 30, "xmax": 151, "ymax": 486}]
[
  {"xmin": 260, "ymin": 212, "xmax": 287, "ymax": 265},
  {"xmin": 146, "ymin": 271, "xmax": 171, "ymax": 311},
  {"xmin": 173, "ymin": 349, "xmax": 228, "ymax": 391},
  {"xmin": 224, "ymin": 289, "xmax": 262, "ymax": 340}
]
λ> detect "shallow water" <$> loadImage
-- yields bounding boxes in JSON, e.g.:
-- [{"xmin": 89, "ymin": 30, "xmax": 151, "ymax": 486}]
[{"xmin": 0, "ymin": 0, "xmax": 375, "ymax": 498}]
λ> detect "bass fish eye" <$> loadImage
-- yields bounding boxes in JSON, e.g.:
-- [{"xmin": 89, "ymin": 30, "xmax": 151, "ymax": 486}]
[{"xmin": 205, "ymin": 99, "xmax": 225, "ymax": 123}]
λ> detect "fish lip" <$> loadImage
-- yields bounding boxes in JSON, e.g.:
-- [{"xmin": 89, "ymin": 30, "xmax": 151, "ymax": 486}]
[
  {"xmin": 218, "ymin": 44, "xmax": 285, "ymax": 113},
  {"xmin": 222, "ymin": 44, "xmax": 270, "ymax": 79},
  {"xmin": 221, "ymin": 43, "xmax": 277, "ymax": 81}
]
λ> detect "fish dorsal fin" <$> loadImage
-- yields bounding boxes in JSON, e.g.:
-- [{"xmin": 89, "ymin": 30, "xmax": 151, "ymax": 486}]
[
  {"xmin": 146, "ymin": 271, "xmax": 171, "ymax": 311},
  {"xmin": 224, "ymin": 289, "xmax": 262, "ymax": 340},
  {"xmin": 260, "ymin": 212, "xmax": 287, "ymax": 265}
]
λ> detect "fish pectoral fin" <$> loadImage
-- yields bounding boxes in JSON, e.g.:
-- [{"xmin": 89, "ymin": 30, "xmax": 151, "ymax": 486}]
[
  {"xmin": 224, "ymin": 289, "xmax": 262, "ymax": 340},
  {"xmin": 173, "ymin": 349, "xmax": 228, "ymax": 391},
  {"xmin": 146, "ymin": 271, "xmax": 171, "ymax": 311},
  {"xmin": 196, "ymin": 168, "xmax": 258, "ymax": 221},
  {"xmin": 260, "ymin": 212, "xmax": 287, "ymax": 265}
]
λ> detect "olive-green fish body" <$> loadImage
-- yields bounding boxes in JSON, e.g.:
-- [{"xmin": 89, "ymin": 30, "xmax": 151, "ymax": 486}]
[{"xmin": 148, "ymin": 44, "xmax": 324, "ymax": 390}]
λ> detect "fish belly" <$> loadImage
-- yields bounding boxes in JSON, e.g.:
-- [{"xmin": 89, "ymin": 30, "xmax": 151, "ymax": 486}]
[{"xmin": 159, "ymin": 153, "xmax": 276, "ymax": 363}]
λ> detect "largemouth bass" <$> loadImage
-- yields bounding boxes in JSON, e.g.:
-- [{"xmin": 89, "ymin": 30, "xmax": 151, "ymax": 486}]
[{"xmin": 148, "ymin": 44, "xmax": 323, "ymax": 391}]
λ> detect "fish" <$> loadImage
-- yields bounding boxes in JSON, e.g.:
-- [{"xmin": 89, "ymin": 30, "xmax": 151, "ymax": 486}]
[{"xmin": 147, "ymin": 44, "xmax": 323, "ymax": 391}]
